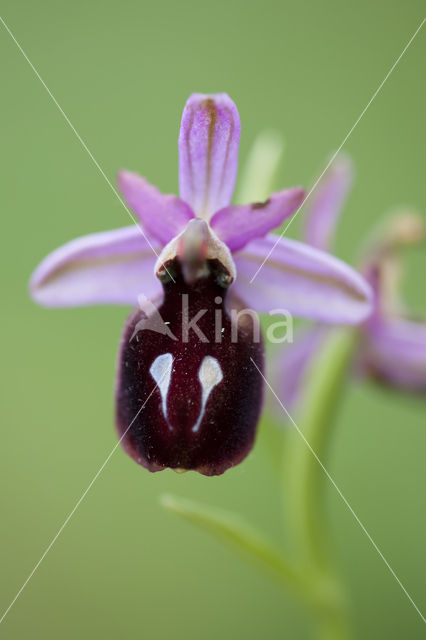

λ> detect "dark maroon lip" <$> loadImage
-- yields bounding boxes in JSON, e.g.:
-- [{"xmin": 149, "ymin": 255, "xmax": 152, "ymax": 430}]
[{"xmin": 115, "ymin": 258, "xmax": 264, "ymax": 476}]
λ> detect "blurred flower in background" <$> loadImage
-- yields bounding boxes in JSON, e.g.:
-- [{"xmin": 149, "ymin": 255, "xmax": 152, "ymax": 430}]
[{"xmin": 273, "ymin": 153, "xmax": 426, "ymax": 416}]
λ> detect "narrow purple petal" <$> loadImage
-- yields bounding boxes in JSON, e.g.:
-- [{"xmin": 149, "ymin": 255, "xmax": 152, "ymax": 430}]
[
  {"xmin": 30, "ymin": 226, "xmax": 162, "ymax": 307},
  {"xmin": 178, "ymin": 93, "xmax": 241, "ymax": 218},
  {"xmin": 361, "ymin": 315, "xmax": 426, "ymax": 391},
  {"xmin": 118, "ymin": 171, "xmax": 194, "ymax": 245},
  {"xmin": 232, "ymin": 234, "xmax": 373, "ymax": 324},
  {"xmin": 210, "ymin": 187, "xmax": 306, "ymax": 253},
  {"xmin": 304, "ymin": 154, "xmax": 353, "ymax": 251}
]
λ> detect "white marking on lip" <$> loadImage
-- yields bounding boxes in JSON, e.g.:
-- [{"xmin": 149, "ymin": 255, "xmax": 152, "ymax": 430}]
[
  {"xmin": 192, "ymin": 356, "xmax": 223, "ymax": 433},
  {"xmin": 149, "ymin": 353, "xmax": 173, "ymax": 428}
]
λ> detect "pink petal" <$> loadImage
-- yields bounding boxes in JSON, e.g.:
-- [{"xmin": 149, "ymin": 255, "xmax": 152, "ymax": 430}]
[
  {"xmin": 271, "ymin": 326, "xmax": 327, "ymax": 414},
  {"xmin": 30, "ymin": 226, "xmax": 162, "ymax": 307},
  {"xmin": 304, "ymin": 154, "xmax": 353, "ymax": 251},
  {"xmin": 118, "ymin": 171, "xmax": 194, "ymax": 245},
  {"xmin": 178, "ymin": 93, "xmax": 241, "ymax": 219},
  {"xmin": 210, "ymin": 187, "xmax": 306, "ymax": 252},
  {"xmin": 361, "ymin": 315, "xmax": 426, "ymax": 391},
  {"xmin": 232, "ymin": 234, "xmax": 373, "ymax": 324}
]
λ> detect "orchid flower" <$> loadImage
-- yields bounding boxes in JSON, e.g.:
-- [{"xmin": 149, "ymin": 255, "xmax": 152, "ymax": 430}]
[
  {"xmin": 30, "ymin": 94, "xmax": 373, "ymax": 475},
  {"xmin": 276, "ymin": 153, "xmax": 426, "ymax": 413}
]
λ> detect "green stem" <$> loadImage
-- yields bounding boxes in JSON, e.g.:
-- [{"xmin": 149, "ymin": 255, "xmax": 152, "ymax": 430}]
[
  {"xmin": 317, "ymin": 610, "xmax": 352, "ymax": 640},
  {"xmin": 283, "ymin": 327, "xmax": 359, "ymax": 638}
]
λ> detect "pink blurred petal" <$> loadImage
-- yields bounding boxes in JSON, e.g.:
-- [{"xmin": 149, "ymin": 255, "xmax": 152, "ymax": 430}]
[
  {"xmin": 232, "ymin": 234, "xmax": 373, "ymax": 324},
  {"xmin": 30, "ymin": 226, "xmax": 162, "ymax": 307},
  {"xmin": 178, "ymin": 93, "xmax": 241, "ymax": 218},
  {"xmin": 272, "ymin": 326, "xmax": 327, "ymax": 414},
  {"xmin": 304, "ymin": 154, "xmax": 353, "ymax": 251},
  {"xmin": 210, "ymin": 187, "xmax": 306, "ymax": 252},
  {"xmin": 362, "ymin": 315, "xmax": 426, "ymax": 391},
  {"xmin": 118, "ymin": 171, "xmax": 194, "ymax": 245}
]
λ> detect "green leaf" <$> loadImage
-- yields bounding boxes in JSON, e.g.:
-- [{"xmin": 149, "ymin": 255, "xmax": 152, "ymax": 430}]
[
  {"xmin": 160, "ymin": 493, "xmax": 307, "ymax": 596},
  {"xmin": 285, "ymin": 327, "xmax": 358, "ymax": 569}
]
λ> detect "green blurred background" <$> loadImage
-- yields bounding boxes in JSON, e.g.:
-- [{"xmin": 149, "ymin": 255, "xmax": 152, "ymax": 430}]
[{"xmin": 1, "ymin": 1, "xmax": 425, "ymax": 638}]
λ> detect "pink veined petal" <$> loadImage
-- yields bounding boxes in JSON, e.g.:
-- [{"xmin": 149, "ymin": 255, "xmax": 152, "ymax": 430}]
[
  {"xmin": 271, "ymin": 326, "xmax": 327, "ymax": 415},
  {"xmin": 361, "ymin": 315, "xmax": 426, "ymax": 391},
  {"xmin": 30, "ymin": 226, "xmax": 162, "ymax": 307},
  {"xmin": 178, "ymin": 93, "xmax": 241, "ymax": 219},
  {"xmin": 232, "ymin": 234, "xmax": 373, "ymax": 324},
  {"xmin": 304, "ymin": 154, "xmax": 353, "ymax": 251},
  {"xmin": 118, "ymin": 171, "xmax": 194, "ymax": 245},
  {"xmin": 210, "ymin": 187, "xmax": 306, "ymax": 253}
]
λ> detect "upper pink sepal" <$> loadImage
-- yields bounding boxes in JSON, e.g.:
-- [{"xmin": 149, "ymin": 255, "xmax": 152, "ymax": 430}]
[{"xmin": 178, "ymin": 93, "xmax": 241, "ymax": 219}]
